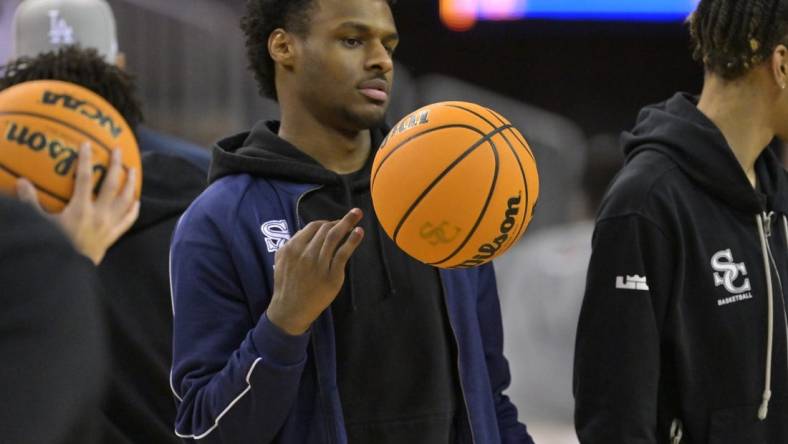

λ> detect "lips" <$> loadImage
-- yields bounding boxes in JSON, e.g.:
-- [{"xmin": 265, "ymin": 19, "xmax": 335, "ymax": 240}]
[{"xmin": 358, "ymin": 78, "xmax": 389, "ymax": 102}]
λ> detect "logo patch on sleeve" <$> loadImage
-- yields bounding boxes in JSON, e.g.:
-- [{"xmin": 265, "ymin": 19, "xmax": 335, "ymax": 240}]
[{"xmin": 615, "ymin": 275, "xmax": 650, "ymax": 291}]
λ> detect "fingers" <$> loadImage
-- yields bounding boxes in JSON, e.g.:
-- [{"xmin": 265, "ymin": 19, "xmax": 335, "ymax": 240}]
[
  {"xmin": 71, "ymin": 142, "xmax": 95, "ymax": 205},
  {"xmin": 112, "ymin": 166, "xmax": 137, "ymax": 214},
  {"xmin": 287, "ymin": 220, "xmax": 327, "ymax": 249},
  {"xmin": 330, "ymin": 226, "xmax": 364, "ymax": 273},
  {"xmin": 16, "ymin": 178, "xmax": 45, "ymax": 214},
  {"xmin": 105, "ymin": 200, "xmax": 141, "ymax": 250},
  {"xmin": 96, "ymin": 149, "xmax": 123, "ymax": 208},
  {"xmin": 319, "ymin": 208, "xmax": 363, "ymax": 266}
]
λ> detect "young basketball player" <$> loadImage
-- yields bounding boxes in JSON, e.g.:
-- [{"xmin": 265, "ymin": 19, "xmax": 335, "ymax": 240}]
[
  {"xmin": 169, "ymin": 0, "xmax": 532, "ymax": 442},
  {"xmin": 574, "ymin": 1, "xmax": 788, "ymax": 442}
]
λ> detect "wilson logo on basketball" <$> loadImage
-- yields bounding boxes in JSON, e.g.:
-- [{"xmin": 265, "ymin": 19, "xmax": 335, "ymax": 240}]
[
  {"xmin": 456, "ymin": 192, "xmax": 521, "ymax": 268},
  {"xmin": 4, "ymin": 121, "xmax": 107, "ymax": 183},
  {"xmin": 41, "ymin": 90, "xmax": 124, "ymax": 139}
]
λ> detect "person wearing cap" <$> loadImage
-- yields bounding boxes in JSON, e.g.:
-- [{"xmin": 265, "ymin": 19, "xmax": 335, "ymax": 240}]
[
  {"xmin": 4, "ymin": 1, "xmax": 208, "ymax": 442},
  {"xmin": 12, "ymin": 0, "xmax": 211, "ymax": 172}
]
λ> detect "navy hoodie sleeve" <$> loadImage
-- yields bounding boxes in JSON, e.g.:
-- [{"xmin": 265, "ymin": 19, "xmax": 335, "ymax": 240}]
[
  {"xmin": 574, "ymin": 214, "xmax": 674, "ymax": 444},
  {"xmin": 478, "ymin": 264, "xmax": 534, "ymax": 443},
  {"xmin": 170, "ymin": 200, "xmax": 311, "ymax": 443}
]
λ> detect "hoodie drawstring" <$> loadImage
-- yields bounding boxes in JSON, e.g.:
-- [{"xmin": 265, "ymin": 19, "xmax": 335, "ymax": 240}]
[
  {"xmin": 340, "ymin": 178, "xmax": 397, "ymax": 312},
  {"xmin": 756, "ymin": 213, "xmax": 775, "ymax": 420},
  {"xmin": 341, "ymin": 181, "xmax": 358, "ymax": 312},
  {"xmin": 783, "ymin": 215, "xmax": 788, "ymax": 253}
]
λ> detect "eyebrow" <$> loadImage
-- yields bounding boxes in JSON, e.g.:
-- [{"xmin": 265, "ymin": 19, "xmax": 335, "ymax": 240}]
[{"xmin": 337, "ymin": 21, "xmax": 399, "ymax": 42}]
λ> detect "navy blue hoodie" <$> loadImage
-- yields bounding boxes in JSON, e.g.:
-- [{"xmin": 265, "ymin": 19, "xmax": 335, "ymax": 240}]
[
  {"xmin": 574, "ymin": 93, "xmax": 788, "ymax": 443},
  {"xmin": 169, "ymin": 121, "xmax": 533, "ymax": 443}
]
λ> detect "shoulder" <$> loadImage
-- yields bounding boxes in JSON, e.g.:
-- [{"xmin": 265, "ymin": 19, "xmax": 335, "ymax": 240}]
[
  {"xmin": 179, "ymin": 175, "xmax": 256, "ymax": 226},
  {"xmin": 598, "ymin": 150, "xmax": 685, "ymax": 222},
  {"xmin": 140, "ymin": 151, "xmax": 205, "ymax": 199},
  {"xmin": 175, "ymin": 174, "xmax": 293, "ymax": 244},
  {"xmin": 136, "ymin": 126, "xmax": 211, "ymax": 172}
]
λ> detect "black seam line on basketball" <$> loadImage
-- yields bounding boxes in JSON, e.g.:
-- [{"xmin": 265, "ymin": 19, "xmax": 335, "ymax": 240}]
[
  {"xmin": 0, "ymin": 111, "xmax": 131, "ymax": 173},
  {"xmin": 486, "ymin": 108, "xmax": 535, "ymax": 161},
  {"xmin": 391, "ymin": 125, "xmax": 511, "ymax": 244},
  {"xmin": 463, "ymin": 117, "xmax": 528, "ymax": 257},
  {"xmin": 427, "ymin": 127, "xmax": 503, "ymax": 266},
  {"xmin": 391, "ymin": 124, "xmax": 511, "ymax": 243},
  {"xmin": 456, "ymin": 104, "xmax": 535, "ymax": 163},
  {"xmin": 452, "ymin": 103, "xmax": 535, "ymax": 184},
  {"xmin": 0, "ymin": 162, "xmax": 69, "ymax": 202},
  {"xmin": 371, "ymin": 124, "xmax": 487, "ymax": 187},
  {"xmin": 445, "ymin": 104, "xmax": 499, "ymax": 132},
  {"xmin": 498, "ymin": 125, "xmax": 530, "ymax": 253}
]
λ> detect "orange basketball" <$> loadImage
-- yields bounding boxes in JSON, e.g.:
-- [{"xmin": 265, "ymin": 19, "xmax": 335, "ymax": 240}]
[
  {"xmin": 0, "ymin": 80, "xmax": 141, "ymax": 212},
  {"xmin": 371, "ymin": 101, "xmax": 539, "ymax": 269}
]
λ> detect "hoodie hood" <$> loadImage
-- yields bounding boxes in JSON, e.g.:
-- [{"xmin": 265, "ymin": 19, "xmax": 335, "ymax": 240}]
[
  {"xmin": 621, "ymin": 92, "xmax": 788, "ymax": 215},
  {"xmin": 208, "ymin": 120, "xmax": 395, "ymax": 312},
  {"xmin": 209, "ymin": 120, "xmax": 387, "ymax": 188}
]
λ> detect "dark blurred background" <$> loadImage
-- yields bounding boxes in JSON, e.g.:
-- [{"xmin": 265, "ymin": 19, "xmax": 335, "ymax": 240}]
[{"xmin": 1, "ymin": 0, "xmax": 705, "ymax": 144}]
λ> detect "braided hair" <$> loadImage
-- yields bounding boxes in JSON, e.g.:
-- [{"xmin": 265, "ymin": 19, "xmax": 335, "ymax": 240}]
[
  {"xmin": 690, "ymin": 0, "xmax": 788, "ymax": 79},
  {"xmin": 241, "ymin": 0, "xmax": 397, "ymax": 101},
  {"xmin": 0, "ymin": 46, "xmax": 143, "ymax": 129}
]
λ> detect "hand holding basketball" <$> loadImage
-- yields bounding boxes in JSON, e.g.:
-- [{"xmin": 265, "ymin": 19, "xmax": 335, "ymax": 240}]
[
  {"xmin": 0, "ymin": 80, "xmax": 142, "ymax": 211},
  {"xmin": 266, "ymin": 209, "xmax": 365, "ymax": 335},
  {"xmin": 17, "ymin": 142, "xmax": 140, "ymax": 265}
]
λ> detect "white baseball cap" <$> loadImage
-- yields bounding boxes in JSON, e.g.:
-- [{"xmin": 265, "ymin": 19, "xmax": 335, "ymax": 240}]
[{"xmin": 12, "ymin": 0, "xmax": 118, "ymax": 62}]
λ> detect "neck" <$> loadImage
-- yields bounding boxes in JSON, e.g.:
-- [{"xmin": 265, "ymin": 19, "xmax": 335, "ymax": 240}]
[
  {"xmin": 697, "ymin": 73, "xmax": 773, "ymax": 187},
  {"xmin": 278, "ymin": 107, "xmax": 371, "ymax": 175}
]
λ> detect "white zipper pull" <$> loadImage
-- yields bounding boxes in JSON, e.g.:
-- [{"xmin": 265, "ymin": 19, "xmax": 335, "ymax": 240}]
[
  {"xmin": 670, "ymin": 418, "xmax": 683, "ymax": 444},
  {"xmin": 763, "ymin": 211, "xmax": 774, "ymax": 238}
]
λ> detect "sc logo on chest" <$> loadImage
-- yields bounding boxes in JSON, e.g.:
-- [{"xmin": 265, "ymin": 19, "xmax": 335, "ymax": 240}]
[{"xmin": 261, "ymin": 220, "xmax": 290, "ymax": 253}]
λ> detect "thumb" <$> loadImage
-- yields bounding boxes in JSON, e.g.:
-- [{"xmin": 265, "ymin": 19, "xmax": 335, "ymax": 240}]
[{"xmin": 16, "ymin": 178, "xmax": 46, "ymax": 215}]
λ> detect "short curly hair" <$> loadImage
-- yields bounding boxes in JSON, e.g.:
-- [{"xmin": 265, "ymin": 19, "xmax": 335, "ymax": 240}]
[
  {"xmin": 0, "ymin": 46, "xmax": 144, "ymax": 129},
  {"xmin": 241, "ymin": 0, "xmax": 396, "ymax": 101},
  {"xmin": 689, "ymin": 0, "xmax": 788, "ymax": 79}
]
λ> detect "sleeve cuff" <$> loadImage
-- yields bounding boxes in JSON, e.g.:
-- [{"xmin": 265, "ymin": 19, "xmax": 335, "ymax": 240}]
[{"xmin": 251, "ymin": 312, "xmax": 311, "ymax": 366}]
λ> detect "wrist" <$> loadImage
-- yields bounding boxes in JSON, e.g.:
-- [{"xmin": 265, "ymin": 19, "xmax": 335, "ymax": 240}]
[
  {"xmin": 266, "ymin": 303, "xmax": 310, "ymax": 336},
  {"xmin": 73, "ymin": 240, "xmax": 104, "ymax": 265}
]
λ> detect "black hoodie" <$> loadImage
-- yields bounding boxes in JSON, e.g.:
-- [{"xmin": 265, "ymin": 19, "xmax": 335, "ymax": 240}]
[
  {"xmin": 574, "ymin": 93, "xmax": 788, "ymax": 443},
  {"xmin": 209, "ymin": 121, "xmax": 469, "ymax": 443},
  {"xmin": 96, "ymin": 152, "xmax": 205, "ymax": 444},
  {"xmin": 0, "ymin": 196, "xmax": 107, "ymax": 444}
]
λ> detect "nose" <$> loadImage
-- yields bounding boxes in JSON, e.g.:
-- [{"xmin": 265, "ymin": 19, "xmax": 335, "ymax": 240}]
[{"xmin": 366, "ymin": 40, "xmax": 393, "ymax": 74}]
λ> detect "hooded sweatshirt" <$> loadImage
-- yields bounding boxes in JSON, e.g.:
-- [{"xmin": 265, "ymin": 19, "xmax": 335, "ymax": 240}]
[
  {"xmin": 574, "ymin": 93, "xmax": 788, "ymax": 444},
  {"xmin": 96, "ymin": 152, "xmax": 205, "ymax": 444},
  {"xmin": 170, "ymin": 121, "xmax": 532, "ymax": 443},
  {"xmin": 213, "ymin": 121, "xmax": 465, "ymax": 442}
]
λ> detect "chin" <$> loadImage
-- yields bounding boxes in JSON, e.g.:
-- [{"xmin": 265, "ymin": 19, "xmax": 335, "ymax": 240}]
[{"xmin": 343, "ymin": 106, "xmax": 388, "ymax": 130}]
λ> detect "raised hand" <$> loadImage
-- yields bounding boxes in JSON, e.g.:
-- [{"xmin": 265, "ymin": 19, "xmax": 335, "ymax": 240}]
[
  {"xmin": 266, "ymin": 208, "xmax": 365, "ymax": 335},
  {"xmin": 17, "ymin": 142, "xmax": 140, "ymax": 265}
]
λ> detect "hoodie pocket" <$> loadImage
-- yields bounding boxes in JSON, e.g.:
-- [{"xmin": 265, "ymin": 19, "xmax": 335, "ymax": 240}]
[{"xmin": 708, "ymin": 397, "xmax": 788, "ymax": 444}]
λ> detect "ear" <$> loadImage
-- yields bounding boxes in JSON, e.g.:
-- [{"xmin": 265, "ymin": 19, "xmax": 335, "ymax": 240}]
[
  {"xmin": 115, "ymin": 52, "xmax": 127, "ymax": 70},
  {"xmin": 268, "ymin": 29, "xmax": 297, "ymax": 68},
  {"xmin": 771, "ymin": 44, "xmax": 788, "ymax": 91}
]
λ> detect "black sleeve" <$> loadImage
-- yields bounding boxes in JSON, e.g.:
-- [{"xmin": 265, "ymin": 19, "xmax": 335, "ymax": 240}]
[
  {"xmin": 573, "ymin": 214, "xmax": 675, "ymax": 444},
  {"xmin": 0, "ymin": 197, "xmax": 108, "ymax": 444}
]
